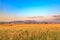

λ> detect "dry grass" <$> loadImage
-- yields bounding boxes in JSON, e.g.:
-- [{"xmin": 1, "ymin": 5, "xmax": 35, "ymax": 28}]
[{"xmin": 0, "ymin": 24, "xmax": 60, "ymax": 40}]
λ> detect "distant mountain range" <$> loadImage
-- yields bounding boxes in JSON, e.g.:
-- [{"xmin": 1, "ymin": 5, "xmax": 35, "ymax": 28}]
[
  {"xmin": 0, "ymin": 20, "xmax": 60, "ymax": 24},
  {"xmin": 0, "ymin": 15, "xmax": 60, "ymax": 24}
]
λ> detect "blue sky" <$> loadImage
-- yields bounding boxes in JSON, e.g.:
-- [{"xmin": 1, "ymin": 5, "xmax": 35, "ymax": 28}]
[{"xmin": 0, "ymin": 0, "xmax": 60, "ymax": 17}]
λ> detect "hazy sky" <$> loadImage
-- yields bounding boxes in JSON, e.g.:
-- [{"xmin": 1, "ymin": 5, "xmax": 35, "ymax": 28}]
[{"xmin": 0, "ymin": 0, "xmax": 60, "ymax": 21}]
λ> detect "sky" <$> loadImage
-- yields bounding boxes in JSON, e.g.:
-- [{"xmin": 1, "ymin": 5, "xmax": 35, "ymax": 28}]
[{"xmin": 0, "ymin": 0, "xmax": 60, "ymax": 21}]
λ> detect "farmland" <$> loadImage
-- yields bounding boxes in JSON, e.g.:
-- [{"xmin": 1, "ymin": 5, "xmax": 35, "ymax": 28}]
[{"xmin": 0, "ymin": 24, "xmax": 60, "ymax": 40}]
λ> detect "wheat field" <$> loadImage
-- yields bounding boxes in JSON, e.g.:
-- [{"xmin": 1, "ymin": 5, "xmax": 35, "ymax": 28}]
[{"xmin": 0, "ymin": 24, "xmax": 60, "ymax": 40}]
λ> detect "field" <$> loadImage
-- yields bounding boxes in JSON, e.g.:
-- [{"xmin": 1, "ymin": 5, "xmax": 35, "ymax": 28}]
[{"xmin": 0, "ymin": 24, "xmax": 60, "ymax": 40}]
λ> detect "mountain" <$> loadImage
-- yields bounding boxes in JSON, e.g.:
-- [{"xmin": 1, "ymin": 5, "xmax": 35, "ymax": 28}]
[{"xmin": 0, "ymin": 15, "xmax": 60, "ymax": 24}]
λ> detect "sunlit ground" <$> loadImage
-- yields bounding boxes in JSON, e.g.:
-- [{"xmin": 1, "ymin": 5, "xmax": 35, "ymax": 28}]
[{"xmin": 0, "ymin": 24, "xmax": 60, "ymax": 40}]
